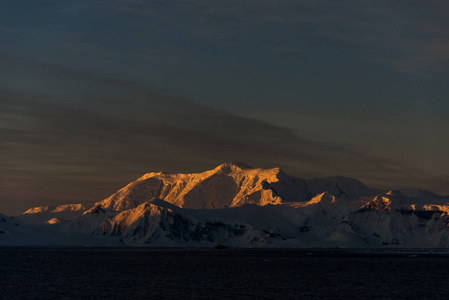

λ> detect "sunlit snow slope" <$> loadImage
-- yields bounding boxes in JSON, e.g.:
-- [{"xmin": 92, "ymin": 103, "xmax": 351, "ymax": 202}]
[{"xmin": 97, "ymin": 162, "xmax": 378, "ymax": 211}]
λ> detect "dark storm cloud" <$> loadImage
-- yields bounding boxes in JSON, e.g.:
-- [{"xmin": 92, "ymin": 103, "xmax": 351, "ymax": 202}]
[{"xmin": 1, "ymin": 55, "xmax": 448, "ymax": 215}]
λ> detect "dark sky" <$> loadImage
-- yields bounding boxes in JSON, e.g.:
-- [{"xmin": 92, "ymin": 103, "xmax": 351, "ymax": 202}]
[{"xmin": 1, "ymin": 0, "xmax": 449, "ymax": 215}]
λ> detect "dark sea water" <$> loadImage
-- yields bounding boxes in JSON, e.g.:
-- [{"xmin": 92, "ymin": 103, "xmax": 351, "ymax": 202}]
[{"xmin": 1, "ymin": 248, "xmax": 449, "ymax": 299}]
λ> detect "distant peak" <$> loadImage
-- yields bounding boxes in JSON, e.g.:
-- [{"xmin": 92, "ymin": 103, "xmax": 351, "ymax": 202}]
[{"xmin": 23, "ymin": 206, "xmax": 51, "ymax": 215}]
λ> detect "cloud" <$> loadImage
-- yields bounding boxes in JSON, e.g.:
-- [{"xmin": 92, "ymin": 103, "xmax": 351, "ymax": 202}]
[
  {"xmin": 0, "ymin": 54, "xmax": 142, "ymax": 92},
  {"xmin": 14, "ymin": 0, "xmax": 446, "ymax": 77},
  {"xmin": 97, "ymin": 0, "xmax": 449, "ymax": 75}
]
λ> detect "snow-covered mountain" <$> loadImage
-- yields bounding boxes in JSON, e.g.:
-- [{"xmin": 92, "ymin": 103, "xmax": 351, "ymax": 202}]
[
  {"xmin": 97, "ymin": 162, "xmax": 379, "ymax": 211},
  {"xmin": 16, "ymin": 203, "xmax": 90, "ymax": 225},
  {"xmin": 3, "ymin": 163, "xmax": 449, "ymax": 247}
]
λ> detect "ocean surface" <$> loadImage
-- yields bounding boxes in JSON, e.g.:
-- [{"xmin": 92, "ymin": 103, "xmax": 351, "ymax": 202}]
[{"xmin": 1, "ymin": 248, "xmax": 449, "ymax": 299}]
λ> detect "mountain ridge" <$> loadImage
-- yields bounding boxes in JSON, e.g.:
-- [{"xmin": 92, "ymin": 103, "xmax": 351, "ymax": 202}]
[
  {"xmin": 4, "ymin": 163, "xmax": 449, "ymax": 248},
  {"xmin": 95, "ymin": 162, "xmax": 381, "ymax": 212}
]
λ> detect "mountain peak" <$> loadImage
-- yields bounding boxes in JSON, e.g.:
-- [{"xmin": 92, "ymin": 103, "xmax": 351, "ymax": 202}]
[
  {"xmin": 214, "ymin": 162, "xmax": 253, "ymax": 173},
  {"xmin": 360, "ymin": 195, "xmax": 391, "ymax": 211}
]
